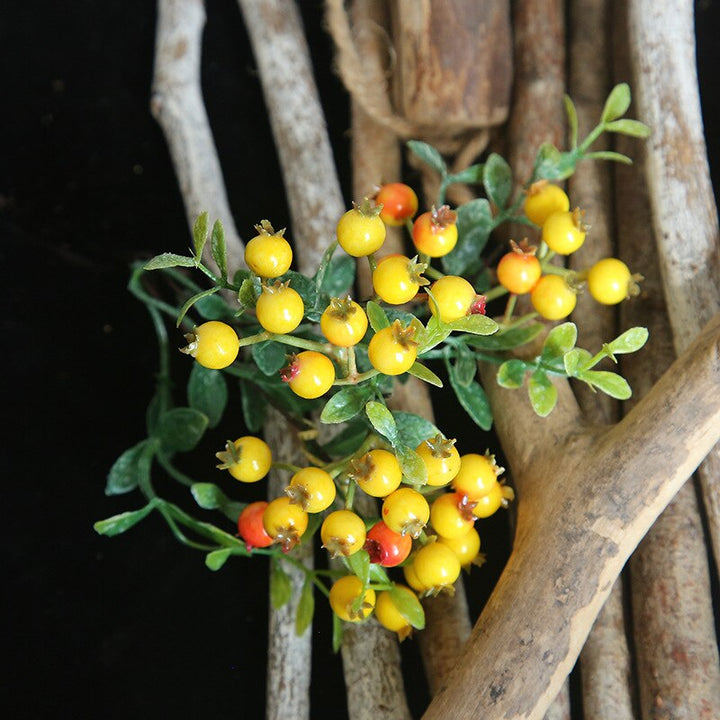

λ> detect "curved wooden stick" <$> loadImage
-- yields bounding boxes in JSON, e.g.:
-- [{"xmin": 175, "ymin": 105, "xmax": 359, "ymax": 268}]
[
  {"xmin": 151, "ymin": 0, "xmax": 244, "ymax": 271},
  {"xmin": 423, "ymin": 312, "xmax": 720, "ymax": 720}
]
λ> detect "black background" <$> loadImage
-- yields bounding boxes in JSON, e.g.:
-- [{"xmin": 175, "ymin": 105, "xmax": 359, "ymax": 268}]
[{"xmin": 2, "ymin": 2, "xmax": 718, "ymax": 719}]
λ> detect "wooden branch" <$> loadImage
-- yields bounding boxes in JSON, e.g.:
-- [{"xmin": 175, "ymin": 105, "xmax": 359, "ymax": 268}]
[
  {"xmin": 238, "ymin": 0, "xmax": 344, "ymax": 275},
  {"xmin": 151, "ymin": 0, "xmax": 244, "ymax": 272},
  {"xmin": 422, "ymin": 312, "xmax": 720, "ymax": 719},
  {"xmin": 628, "ymin": 0, "xmax": 720, "ymax": 569},
  {"xmin": 389, "ymin": 0, "xmax": 511, "ymax": 131}
]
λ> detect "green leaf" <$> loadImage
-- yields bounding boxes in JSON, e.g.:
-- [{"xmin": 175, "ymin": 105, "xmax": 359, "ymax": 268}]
[
  {"xmin": 321, "ymin": 418, "xmax": 370, "ymax": 456},
  {"xmin": 447, "ymin": 163, "xmax": 484, "ymax": 185},
  {"xmin": 240, "ymin": 380, "xmax": 267, "ymax": 433},
  {"xmin": 446, "ymin": 313, "xmax": 497, "ymax": 336},
  {"xmin": 584, "ymin": 151, "xmax": 632, "ymax": 165},
  {"xmin": 395, "ymin": 444, "xmax": 428, "ymax": 485},
  {"xmin": 270, "ymin": 558, "xmax": 292, "ymax": 610},
  {"xmin": 176, "ymin": 287, "xmax": 221, "ymax": 327},
  {"xmin": 497, "ymin": 359, "xmax": 528, "ymax": 388},
  {"xmin": 601, "ymin": 83, "xmax": 631, "ymax": 123},
  {"xmin": 320, "ymin": 386, "xmax": 373, "ymax": 424},
  {"xmin": 106, "ymin": 439, "xmax": 153, "ymax": 495},
  {"xmin": 606, "ymin": 327, "xmax": 649, "ymax": 354},
  {"xmin": 533, "ymin": 143, "xmax": 577, "ymax": 181},
  {"xmin": 407, "ymin": 140, "xmax": 446, "ymax": 175},
  {"xmin": 565, "ymin": 94, "xmax": 579, "ymax": 148},
  {"xmin": 193, "ymin": 212, "xmax": 209, "ymax": 260},
  {"xmin": 563, "ymin": 348, "xmax": 593, "ymax": 377},
  {"xmin": 195, "ymin": 293, "xmax": 233, "ymax": 320},
  {"xmin": 156, "ymin": 407, "xmax": 209, "ymax": 452},
  {"xmin": 205, "ymin": 548, "xmax": 233, "ymax": 571},
  {"xmin": 542, "ymin": 322, "xmax": 578, "ymax": 361},
  {"xmin": 603, "ymin": 119, "xmax": 651, "ymax": 138},
  {"xmin": 388, "ymin": 584, "xmax": 425, "ymax": 630},
  {"xmin": 443, "ymin": 199, "xmax": 492, "ymax": 276},
  {"xmin": 188, "ymin": 364, "xmax": 228, "ymax": 428},
  {"xmin": 295, "ymin": 577, "xmax": 314, "ymax": 636},
  {"xmin": 483, "ymin": 153, "xmax": 513, "ymax": 209},
  {"xmin": 332, "ymin": 613, "xmax": 344, "ymax": 652},
  {"xmin": 392, "ymin": 412, "xmax": 439, "ymax": 450},
  {"xmin": 238, "ymin": 277, "xmax": 261, "ymax": 308},
  {"xmin": 94, "ymin": 502, "xmax": 156, "ymax": 536},
  {"xmin": 448, "ymin": 369, "xmax": 493, "ymax": 431},
  {"xmin": 462, "ymin": 322, "xmax": 544, "ymax": 351},
  {"xmin": 453, "ymin": 345, "xmax": 477, "ymax": 387},
  {"xmin": 419, "ymin": 313, "xmax": 451, "ymax": 354},
  {"xmin": 528, "ymin": 369, "xmax": 557, "ymax": 417},
  {"xmin": 277, "ymin": 270, "xmax": 317, "ymax": 310},
  {"xmin": 578, "ymin": 370, "xmax": 632, "ymax": 399},
  {"xmin": 318, "ymin": 253, "xmax": 355, "ymax": 297},
  {"xmin": 346, "ymin": 549, "xmax": 371, "ymax": 587},
  {"xmin": 365, "ymin": 401, "xmax": 398, "ymax": 443},
  {"xmin": 210, "ymin": 219, "xmax": 227, "ymax": 279},
  {"xmin": 190, "ymin": 483, "xmax": 245, "ymax": 523},
  {"xmin": 144, "ymin": 252, "xmax": 196, "ymax": 271},
  {"xmin": 252, "ymin": 341, "xmax": 288, "ymax": 376},
  {"xmin": 366, "ymin": 300, "xmax": 390, "ymax": 332},
  {"xmin": 407, "ymin": 361, "xmax": 443, "ymax": 388}
]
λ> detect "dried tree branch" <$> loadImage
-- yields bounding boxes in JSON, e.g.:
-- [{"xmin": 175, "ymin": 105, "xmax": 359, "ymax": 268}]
[
  {"xmin": 567, "ymin": 2, "xmax": 635, "ymax": 717},
  {"xmin": 151, "ymin": 0, "xmax": 244, "ymax": 271},
  {"xmin": 422, "ymin": 310, "xmax": 720, "ymax": 719},
  {"xmin": 628, "ymin": 0, "xmax": 720, "ymax": 570}
]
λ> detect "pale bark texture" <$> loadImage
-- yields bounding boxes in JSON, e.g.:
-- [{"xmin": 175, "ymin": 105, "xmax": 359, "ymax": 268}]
[
  {"xmin": 151, "ymin": 0, "xmax": 244, "ymax": 271},
  {"xmin": 422, "ymin": 310, "xmax": 720, "ymax": 719},
  {"xmin": 628, "ymin": 0, "xmax": 720, "ymax": 569},
  {"xmin": 567, "ymin": 2, "xmax": 635, "ymax": 718}
]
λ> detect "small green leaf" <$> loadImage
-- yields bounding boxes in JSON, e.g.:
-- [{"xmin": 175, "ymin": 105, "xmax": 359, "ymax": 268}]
[
  {"xmin": 346, "ymin": 549, "xmax": 371, "ymax": 586},
  {"xmin": 176, "ymin": 287, "xmax": 221, "ymax": 327},
  {"xmin": 190, "ymin": 483, "xmax": 245, "ymax": 522},
  {"xmin": 193, "ymin": 212, "xmax": 209, "ymax": 260},
  {"xmin": 453, "ymin": 346, "xmax": 477, "ymax": 387},
  {"xmin": 601, "ymin": 83, "xmax": 631, "ymax": 123},
  {"xmin": 210, "ymin": 219, "xmax": 227, "ymax": 279},
  {"xmin": 496, "ymin": 359, "xmax": 528, "ymax": 388},
  {"xmin": 463, "ymin": 323, "xmax": 544, "ymax": 351},
  {"xmin": 156, "ymin": 407, "xmax": 209, "ymax": 452},
  {"xmin": 366, "ymin": 301, "xmax": 390, "ymax": 332},
  {"xmin": 447, "ymin": 163, "xmax": 484, "ymax": 185},
  {"xmin": 578, "ymin": 370, "xmax": 632, "ymax": 399},
  {"xmin": 332, "ymin": 613, "xmax": 344, "ymax": 652},
  {"xmin": 295, "ymin": 577, "xmax": 314, "ymax": 635},
  {"xmin": 392, "ymin": 412, "xmax": 439, "ymax": 450},
  {"xmin": 448, "ymin": 369, "xmax": 493, "ymax": 431},
  {"xmin": 407, "ymin": 140, "xmax": 446, "ymax": 175},
  {"xmin": 240, "ymin": 380, "xmax": 267, "ymax": 433},
  {"xmin": 446, "ymin": 313, "xmax": 498, "ymax": 336},
  {"xmin": 318, "ymin": 254, "xmax": 355, "ymax": 297},
  {"xmin": 365, "ymin": 401, "xmax": 398, "ymax": 443},
  {"xmin": 320, "ymin": 386, "xmax": 373, "ymax": 424},
  {"xmin": 238, "ymin": 277, "xmax": 261, "ymax": 307},
  {"xmin": 407, "ymin": 361, "xmax": 443, "ymax": 388},
  {"xmin": 584, "ymin": 151, "xmax": 633, "ymax": 165},
  {"xmin": 606, "ymin": 327, "xmax": 649, "ymax": 354},
  {"xmin": 206, "ymin": 548, "xmax": 233, "ymax": 571},
  {"xmin": 542, "ymin": 322, "xmax": 578, "ymax": 361},
  {"xmin": 144, "ymin": 252, "xmax": 196, "ymax": 271},
  {"xmin": 388, "ymin": 584, "xmax": 425, "ymax": 630},
  {"xmin": 528, "ymin": 369, "xmax": 558, "ymax": 417},
  {"xmin": 603, "ymin": 119, "xmax": 651, "ymax": 138},
  {"xmin": 195, "ymin": 293, "xmax": 233, "ymax": 320},
  {"xmin": 565, "ymin": 95, "xmax": 579, "ymax": 148},
  {"xmin": 443, "ymin": 198, "xmax": 493, "ymax": 276},
  {"xmin": 563, "ymin": 348, "xmax": 593, "ymax": 377},
  {"xmin": 188, "ymin": 364, "xmax": 228, "ymax": 428},
  {"xmin": 277, "ymin": 270, "xmax": 317, "ymax": 310},
  {"xmin": 270, "ymin": 558, "xmax": 292, "ymax": 610},
  {"xmin": 533, "ymin": 143, "xmax": 577, "ymax": 181},
  {"xmin": 106, "ymin": 439, "xmax": 153, "ymax": 495},
  {"xmin": 321, "ymin": 419, "xmax": 370, "ymax": 456},
  {"xmin": 483, "ymin": 153, "xmax": 513, "ymax": 209},
  {"xmin": 252, "ymin": 341, "xmax": 288, "ymax": 376},
  {"xmin": 94, "ymin": 502, "xmax": 156, "ymax": 536},
  {"xmin": 395, "ymin": 444, "xmax": 428, "ymax": 485}
]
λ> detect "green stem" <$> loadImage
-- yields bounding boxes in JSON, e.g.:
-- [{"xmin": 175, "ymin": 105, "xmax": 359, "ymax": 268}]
[
  {"xmin": 345, "ymin": 481, "xmax": 356, "ymax": 510},
  {"xmin": 484, "ymin": 284, "xmax": 510, "ymax": 302},
  {"xmin": 269, "ymin": 333, "xmax": 332, "ymax": 353},
  {"xmin": 156, "ymin": 453, "xmax": 195, "ymax": 488},
  {"xmin": 272, "ymin": 462, "xmax": 303, "ymax": 474},
  {"xmin": 332, "ymin": 368, "xmax": 380, "ymax": 386},
  {"xmin": 578, "ymin": 124, "xmax": 605, "ymax": 154},
  {"xmin": 424, "ymin": 264, "xmax": 444, "ymax": 281}
]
